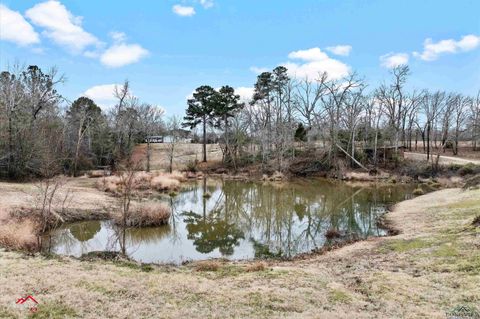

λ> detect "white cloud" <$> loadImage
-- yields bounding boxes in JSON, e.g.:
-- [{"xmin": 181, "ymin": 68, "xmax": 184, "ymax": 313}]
[
  {"xmin": 82, "ymin": 84, "xmax": 121, "ymax": 109},
  {"xmin": 326, "ymin": 45, "xmax": 352, "ymax": 56},
  {"xmin": 413, "ymin": 34, "xmax": 480, "ymax": 61},
  {"xmin": 110, "ymin": 31, "xmax": 127, "ymax": 43},
  {"xmin": 172, "ymin": 5, "xmax": 195, "ymax": 17},
  {"xmin": 25, "ymin": 0, "xmax": 99, "ymax": 53},
  {"xmin": 100, "ymin": 43, "xmax": 149, "ymax": 68},
  {"xmin": 0, "ymin": 4, "xmax": 40, "ymax": 46},
  {"xmin": 284, "ymin": 47, "xmax": 350, "ymax": 80},
  {"xmin": 235, "ymin": 87, "xmax": 254, "ymax": 104},
  {"xmin": 380, "ymin": 52, "xmax": 409, "ymax": 68},
  {"xmin": 288, "ymin": 47, "xmax": 329, "ymax": 61},
  {"xmin": 250, "ymin": 66, "xmax": 269, "ymax": 74},
  {"xmin": 199, "ymin": 0, "xmax": 214, "ymax": 9}
]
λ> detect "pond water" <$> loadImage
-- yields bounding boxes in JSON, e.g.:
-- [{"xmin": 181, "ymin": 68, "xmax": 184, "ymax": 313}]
[{"xmin": 43, "ymin": 178, "xmax": 416, "ymax": 264}]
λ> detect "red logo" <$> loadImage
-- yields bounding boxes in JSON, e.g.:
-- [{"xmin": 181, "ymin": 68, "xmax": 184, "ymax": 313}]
[{"xmin": 16, "ymin": 295, "xmax": 38, "ymax": 313}]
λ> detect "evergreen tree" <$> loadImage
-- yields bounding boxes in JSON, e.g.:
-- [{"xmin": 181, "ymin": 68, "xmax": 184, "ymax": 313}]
[
  {"xmin": 67, "ymin": 97, "xmax": 102, "ymax": 175},
  {"xmin": 294, "ymin": 123, "xmax": 307, "ymax": 142},
  {"xmin": 214, "ymin": 86, "xmax": 244, "ymax": 165},
  {"xmin": 183, "ymin": 85, "xmax": 216, "ymax": 162}
]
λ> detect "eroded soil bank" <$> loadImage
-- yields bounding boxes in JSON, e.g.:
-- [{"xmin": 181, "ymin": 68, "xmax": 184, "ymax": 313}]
[{"xmin": 0, "ymin": 187, "xmax": 479, "ymax": 318}]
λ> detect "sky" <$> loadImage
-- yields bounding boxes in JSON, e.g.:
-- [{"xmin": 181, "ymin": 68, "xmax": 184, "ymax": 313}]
[{"xmin": 1, "ymin": 0, "xmax": 480, "ymax": 115}]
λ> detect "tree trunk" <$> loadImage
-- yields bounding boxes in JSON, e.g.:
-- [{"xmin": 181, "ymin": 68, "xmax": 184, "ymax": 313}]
[
  {"xmin": 202, "ymin": 116, "xmax": 207, "ymax": 162},
  {"xmin": 426, "ymin": 122, "xmax": 431, "ymax": 162},
  {"xmin": 7, "ymin": 114, "xmax": 14, "ymax": 178},
  {"xmin": 146, "ymin": 140, "xmax": 151, "ymax": 172}
]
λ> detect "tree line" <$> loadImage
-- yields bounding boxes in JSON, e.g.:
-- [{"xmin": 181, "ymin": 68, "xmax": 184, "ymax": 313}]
[
  {"xmin": 185, "ymin": 65, "xmax": 480, "ymax": 172},
  {"xmin": 0, "ymin": 65, "xmax": 165, "ymax": 179},
  {"xmin": 1, "ymin": 63, "xmax": 479, "ymax": 179}
]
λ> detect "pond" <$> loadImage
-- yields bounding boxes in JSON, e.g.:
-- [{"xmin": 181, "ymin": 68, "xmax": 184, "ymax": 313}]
[{"xmin": 43, "ymin": 178, "xmax": 416, "ymax": 264}]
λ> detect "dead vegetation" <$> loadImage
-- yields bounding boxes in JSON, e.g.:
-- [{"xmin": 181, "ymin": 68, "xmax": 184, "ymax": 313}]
[
  {"xmin": 0, "ymin": 188, "xmax": 479, "ymax": 318},
  {"xmin": 96, "ymin": 170, "xmax": 190, "ymax": 194},
  {"xmin": 113, "ymin": 202, "xmax": 171, "ymax": 227}
]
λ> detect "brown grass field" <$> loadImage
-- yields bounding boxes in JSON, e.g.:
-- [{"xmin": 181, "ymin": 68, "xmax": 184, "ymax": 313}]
[
  {"xmin": 133, "ymin": 143, "xmax": 223, "ymax": 171},
  {"xmin": 0, "ymin": 186, "xmax": 479, "ymax": 318}
]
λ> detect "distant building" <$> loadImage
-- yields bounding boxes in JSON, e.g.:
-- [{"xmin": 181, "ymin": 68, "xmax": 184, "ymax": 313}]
[
  {"xmin": 145, "ymin": 129, "xmax": 192, "ymax": 143},
  {"xmin": 144, "ymin": 136, "xmax": 164, "ymax": 143}
]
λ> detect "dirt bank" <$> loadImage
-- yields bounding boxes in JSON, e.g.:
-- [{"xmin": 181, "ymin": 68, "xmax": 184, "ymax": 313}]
[{"xmin": 0, "ymin": 187, "xmax": 479, "ymax": 318}]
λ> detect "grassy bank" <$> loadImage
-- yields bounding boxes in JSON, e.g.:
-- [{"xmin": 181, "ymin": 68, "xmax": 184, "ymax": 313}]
[{"xmin": 0, "ymin": 187, "xmax": 479, "ymax": 318}]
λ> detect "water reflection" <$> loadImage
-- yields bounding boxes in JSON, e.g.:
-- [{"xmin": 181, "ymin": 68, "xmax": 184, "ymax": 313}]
[{"xmin": 43, "ymin": 178, "xmax": 415, "ymax": 264}]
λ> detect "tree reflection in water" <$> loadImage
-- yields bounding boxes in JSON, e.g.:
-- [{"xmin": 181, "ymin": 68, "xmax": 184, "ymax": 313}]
[
  {"xmin": 43, "ymin": 178, "xmax": 415, "ymax": 263},
  {"xmin": 177, "ymin": 178, "xmax": 414, "ymax": 258},
  {"xmin": 182, "ymin": 210, "xmax": 244, "ymax": 255}
]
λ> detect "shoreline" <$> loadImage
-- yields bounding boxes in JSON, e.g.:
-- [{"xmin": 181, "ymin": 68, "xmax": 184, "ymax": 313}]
[{"xmin": 0, "ymin": 187, "xmax": 479, "ymax": 317}]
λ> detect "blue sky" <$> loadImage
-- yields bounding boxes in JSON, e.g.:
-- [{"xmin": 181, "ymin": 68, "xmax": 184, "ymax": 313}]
[{"xmin": 1, "ymin": 0, "xmax": 479, "ymax": 115}]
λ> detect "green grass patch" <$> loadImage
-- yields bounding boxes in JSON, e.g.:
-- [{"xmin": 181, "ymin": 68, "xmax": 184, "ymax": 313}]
[
  {"xmin": 381, "ymin": 238, "xmax": 432, "ymax": 253},
  {"xmin": 433, "ymin": 243, "xmax": 461, "ymax": 258},
  {"xmin": 114, "ymin": 260, "xmax": 154, "ymax": 272},
  {"xmin": 455, "ymin": 255, "xmax": 480, "ymax": 275},
  {"xmin": 30, "ymin": 302, "xmax": 77, "ymax": 318},
  {"xmin": 328, "ymin": 289, "xmax": 351, "ymax": 304},
  {"xmin": 0, "ymin": 305, "xmax": 18, "ymax": 319}
]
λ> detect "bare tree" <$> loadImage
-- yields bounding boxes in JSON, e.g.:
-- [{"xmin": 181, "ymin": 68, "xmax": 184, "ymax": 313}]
[
  {"xmin": 138, "ymin": 103, "xmax": 165, "ymax": 172},
  {"xmin": 375, "ymin": 65, "xmax": 409, "ymax": 153},
  {"xmin": 166, "ymin": 116, "xmax": 181, "ymax": 173}
]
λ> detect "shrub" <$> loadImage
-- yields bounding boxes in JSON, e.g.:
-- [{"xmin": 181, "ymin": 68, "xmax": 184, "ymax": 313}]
[
  {"xmin": 325, "ymin": 228, "xmax": 341, "ymax": 240},
  {"xmin": 96, "ymin": 171, "xmax": 184, "ymax": 194},
  {"xmin": 0, "ymin": 220, "xmax": 39, "ymax": 252},
  {"xmin": 245, "ymin": 262, "xmax": 267, "ymax": 272},
  {"xmin": 463, "ymin": 174, "xmax": 480, "ymax": 190},
  {"xmin": 195, "ymin": 260, "xmax": 220, "ymax": 271},
  {"xmin": 115, "ymin": 202, "xmax": 171, "ymax": 227},
  {"xmin": 151, "ymin": 175, "xmax": 180, "ymax": 192},
  {"xmin": 458, "ymin": 163, "xmax": 480, "ymax": 176},
  {"xmin": 473, "ymin": 215, "xmax": 480, "ymax": 227},
  {"xmin": 412, "ymin": 187, "xmax": 424, "ymax": 196},
  {"xmin": 270, "ymin": 171, "xmax": 285, "ymax": 181},
  {"xmin": 186, "ymin": 160, "xmax": 198, "ymax": 172},
  {"xmin": 169, "ymin": 170, "xmax": 187, "ymax": 182}
]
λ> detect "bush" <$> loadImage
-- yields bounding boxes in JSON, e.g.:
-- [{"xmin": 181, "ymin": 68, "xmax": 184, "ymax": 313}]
[
  {"xmin": 96, "ymin": 171, "xmax": 184, "ymax": 194},
  {"xmin": 0, "ymin": 220, "xmax": 39, "ymax": 252},
  {"xmin": 457, "ymin": 163, "xmax": 480, "ymax": 176},
  {"xmin": 115, "ymin": 202, "xmax": 171, "ymax": 227},
  {"xmin": 325, "ymin": 228, "xmax": 342, "ymax": 240},
  {"xmin": 245, "ymin": 262, "xmax": 267, "ymax": 272},
  {"xmin": 151, "ymin": 175, "xmax": 180, "ymax": 192},
  {"xmin": 195, "ymin": 260, "xmax": 221, "ymax": 271},
  {"xmin": 413, "ymin": 187, "xmax": 424, "ymax": 196},
  {"xmin": 186, "ymin": 160, "xmax": 198, "ymax": 172}
]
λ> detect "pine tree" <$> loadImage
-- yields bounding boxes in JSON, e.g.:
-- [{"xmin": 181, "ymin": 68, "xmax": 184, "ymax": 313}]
[
  {"xmin": 183, "ymin": 85, "xmax": 216, "ymax": 162},
  {"xmin": 214, "ymin": 86, "xmax": 244, "ymax": 165}
]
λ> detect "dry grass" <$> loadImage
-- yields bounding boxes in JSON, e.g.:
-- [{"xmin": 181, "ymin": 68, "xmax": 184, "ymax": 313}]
[
  {"xmin": 133, "ymin": 143, "xmax": 223, "ymax": 171},
  {"xmin": 245, "ymin": 261, "xmax": 267, "ymax": 272},
  {"xmin": 96, "ymin": 171, "xmax": 186, "ymax": 194},
  {"xmin": 87, "ymin": 170, "xmax": 108, "ymax": 178},
  {"xmin": 194, "ymin": 260, "xmax": 221, "ymax": 271},
  {"xmin": 115, "ymin": 202, "xmax": 171, "ymax": 227},
  {"xmin": 0, "ymin": 220, "xmax": 38, "ymax": 252},
  {"xmin": 0, "ymin": 185, "xmax": 479, "ymax": 318},
  {"xmin": 412, "ymin": 187, "xmax": 424, "ymax": 195},
  {"xmin": 151, "ymin": 175, "xmax": 180, "ymax": 192}
]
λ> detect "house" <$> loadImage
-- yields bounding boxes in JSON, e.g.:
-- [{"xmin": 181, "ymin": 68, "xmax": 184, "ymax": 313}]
[
  {"xmin": 145, "ymin": 136, "xmax": 164, "ymax": 143},
  {"xmin": 146, "ymin": 129, "xmax": 192, "ymax": 143}
]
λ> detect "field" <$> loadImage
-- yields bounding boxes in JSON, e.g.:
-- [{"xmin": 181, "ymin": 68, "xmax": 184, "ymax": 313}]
[
  {"xmin": 133, "ymin": 143, "xmax": 223, "ymax": 171},
  {"xmin": 1, "ymin": 187, "xmax": 479, "ymax": 318}
]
